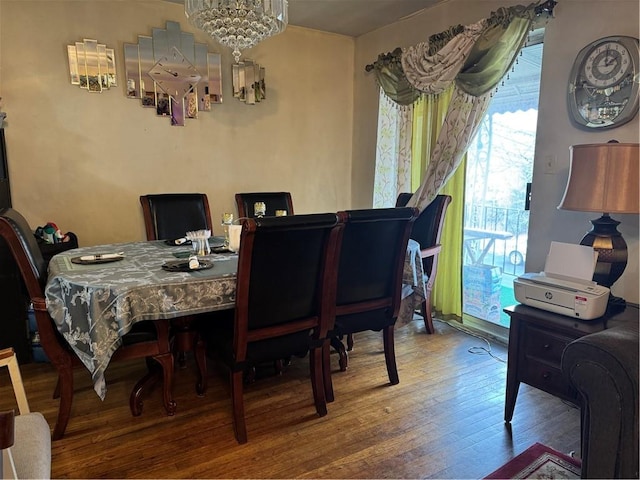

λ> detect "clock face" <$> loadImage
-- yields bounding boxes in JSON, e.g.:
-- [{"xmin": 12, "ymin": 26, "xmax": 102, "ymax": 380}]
[
  {"xmin": 583, "ymin": 41, "xmax": 632, "ymax": 88},
  {"xmin": 148, "ymin": 47, "xmax": 202, "ymax": 99},
  {"xmin": 568, "ymin": 36, "xmax": 639, "ymax": 129}
]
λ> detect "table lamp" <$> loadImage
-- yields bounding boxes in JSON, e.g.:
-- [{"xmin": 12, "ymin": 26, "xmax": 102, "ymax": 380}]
[{"xmin": 558, "ymin": 141, "xmax": 639, "ymax": 310}]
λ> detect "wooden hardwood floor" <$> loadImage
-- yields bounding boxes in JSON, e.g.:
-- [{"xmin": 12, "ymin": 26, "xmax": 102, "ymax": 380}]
[{"xmin": 0, "ymin": 317, "xmax": 581, "ymax": 479}]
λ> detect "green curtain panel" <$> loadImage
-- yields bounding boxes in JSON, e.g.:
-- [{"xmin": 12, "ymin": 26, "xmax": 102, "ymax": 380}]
[
  {"xmin": 456, "ymin": 14, "xmax": 534, "ymax": 96},
  {"xmin": 412, "ymin": 87, "xmax": 464, "ymax": 317}
]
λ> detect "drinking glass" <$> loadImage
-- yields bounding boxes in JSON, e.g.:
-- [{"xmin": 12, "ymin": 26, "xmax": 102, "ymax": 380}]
[
  {"xmin": 221, "ymin": 213, "xmax": 234, "ymax": 247},
  {"xmin": 189, "ymin": 230, "xmax": 210, "ymax": 256},
  {"xmin": 191, "ymin": 237, "xmax": 201, "ymax": 256},
  {"xmin": 254, "ymin": 202, "xmax": 266, "ymax": 218},
  {"xmin": 201, "ymin": 231, "xmax": 211, "ymax": 255}
]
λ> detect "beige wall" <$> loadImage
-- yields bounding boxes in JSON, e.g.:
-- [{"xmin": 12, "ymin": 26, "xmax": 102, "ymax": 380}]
[
  {"xmin": 0, "ymin": 1, "xmax": 354, "ymax": 245},
  {"xmin": 353, "ymin": 0, "xmax": 640, "ymax": 303},
  {"xmin": 1, "ymin": 0, "xmax": 638, "ymax": 302}
]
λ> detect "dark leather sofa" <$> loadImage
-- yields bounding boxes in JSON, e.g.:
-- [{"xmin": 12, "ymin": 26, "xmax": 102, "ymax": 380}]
[{"xmin": 561, "ymin": 305, "xmax": 639, "ymax": 479}]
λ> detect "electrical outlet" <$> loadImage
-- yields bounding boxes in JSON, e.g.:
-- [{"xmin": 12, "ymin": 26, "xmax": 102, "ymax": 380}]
[{"xmin": 543, "ymin": 154, "xmax": 556, "ymax": 174}]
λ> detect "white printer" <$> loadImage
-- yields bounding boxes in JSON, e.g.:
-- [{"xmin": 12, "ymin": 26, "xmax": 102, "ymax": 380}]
[
  {"xmin": 514, "ymin": 272, "xmax": 609, "ymax": 319},
  {"xmin": 513, "ymin": 241, "xmax": 610, "ymax": 320}
]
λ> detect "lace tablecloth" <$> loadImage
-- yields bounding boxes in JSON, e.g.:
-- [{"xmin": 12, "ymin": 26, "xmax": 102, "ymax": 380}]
[{"xmin": 45, "ymin": 240, "xmax": 237, "ymax": 399}]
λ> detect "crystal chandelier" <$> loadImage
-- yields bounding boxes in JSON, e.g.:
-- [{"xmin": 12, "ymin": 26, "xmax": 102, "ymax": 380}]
[{"xmin": 185, "ymin": 0, "xmax": 288, "ymax": 63}]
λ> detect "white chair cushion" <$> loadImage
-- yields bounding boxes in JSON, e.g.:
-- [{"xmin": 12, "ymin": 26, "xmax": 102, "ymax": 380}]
[{"xmin": 12, "ymin": 413, "xmax": 51, "ymax": 479}]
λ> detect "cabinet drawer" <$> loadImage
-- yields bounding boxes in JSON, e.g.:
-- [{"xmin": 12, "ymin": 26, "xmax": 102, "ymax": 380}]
[
  {"xmin": 523, "ymin": 325, "xmax": 574, "ymax": 366},
  {"xmin": 521, "ymin": 359, "xmax": 576, "ymax": 400}
]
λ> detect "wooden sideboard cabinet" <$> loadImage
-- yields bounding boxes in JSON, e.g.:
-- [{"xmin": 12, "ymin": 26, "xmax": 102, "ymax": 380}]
[{"xmin": 503, "ymin": 304, "xmax": 630, "ymax": 422}]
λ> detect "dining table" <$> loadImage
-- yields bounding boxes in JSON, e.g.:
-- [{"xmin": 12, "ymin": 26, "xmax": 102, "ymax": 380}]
[
  {"xmin": 44, "ymin": 238, "xmax": 237, "ymax": 399},
  {"xmin": 44, "ymin": 238, "xmax": 426, "ymax": 400}
]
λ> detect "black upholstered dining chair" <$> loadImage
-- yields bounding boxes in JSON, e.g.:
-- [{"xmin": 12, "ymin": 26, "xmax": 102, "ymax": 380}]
[
  {"xmin": 396, "ymin": 193, "xmax": 452, "ymax": 334},
  {"xmin": 235, "ymin": 191, "xmax": 294, "ymax": 218},
  {"xmin": 0, "ymin": 208, "xmax": 175, "ymax": 440},
  {"xmin": 323, "ymin": 207, "xmax": 418, "ymax": 402},
  {"xmin": 139, "ymin": 192, "xmax": 214, "ymax": 380},
  {"xmin": 139, "ymin": 193, "xmax": 213, "ymax": 240},
  {"xmin": 198, "ymin": 213, "xmax": 342, "ymax": 443}
]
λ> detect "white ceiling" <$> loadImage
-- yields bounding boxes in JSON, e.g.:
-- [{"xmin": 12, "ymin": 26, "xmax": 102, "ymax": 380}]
[{"xmin": 167, "ymin": 0, "xmax": 443, "ymax": 37}]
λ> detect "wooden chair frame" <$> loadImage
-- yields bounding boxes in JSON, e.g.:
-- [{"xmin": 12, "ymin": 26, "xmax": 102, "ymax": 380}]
[
  {"xmin": 140, "ymin": 193, "xmax": 213, "ymax": 241},
  {"xmin": 396, "ymin": 194, "xmax": 452, "ymax": 334},
  {"xmin": 0, "ymin": 208, "xmax": 175, "ymax": 441},
  {"xmin": 222, "ymin": 214, "xmax": 341, "ymax": 443},
  {"xmin": 234, "ymin": 192, "xmax": 294, "ymax": 218},
  {"xmin": 139, "ymin": 193, "xmax": 213, "ymax": 387},
  {"xmin": 324, "ymin": 207, "xmax": 418, "ymax": 402}
]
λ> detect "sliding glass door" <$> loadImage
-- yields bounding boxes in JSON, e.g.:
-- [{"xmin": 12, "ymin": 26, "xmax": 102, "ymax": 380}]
[{"xmin": 462, "ymin": 40, "xmax": 543, "ymax": 330}]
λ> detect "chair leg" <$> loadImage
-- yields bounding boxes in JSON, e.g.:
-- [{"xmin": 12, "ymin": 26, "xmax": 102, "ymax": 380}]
[
  {"xmin": 273, "ymin": 357, "xmax": 291, "ymax": 375},
  {"xmin": 309, "ymin": 347, "xmax": 327, "ymax": 417},
  {"xmin": 421, "ymin": 290, "xmax": 435, "ymax": 334},
  {"xmin": 346, "ymin": 333, "xmax": 354, "ymax": 351},
  {"xmin": 231, "ymin": 370, "xmax": 248, "ymax": 444},
  {"xmin": 52, "ymin": 367, "xmax": 74, "ymax": 441},
  {"xmin": 322, "ymin": 342, "xmax": 334, "ymax": 403},
  {"xmin": 382, "ymin": 326, "xmax": 399, "ymax": 385},
  {"xmin": 195, "ymin": 335, "xmax": 207, "ymax": 396},
  {"xmin": 53, "ymin": 376, "xmax": 60, "ymax": 399},
  {"xmin": 330, "ymin": 336, "xmax": 348, "ymax": 371}
]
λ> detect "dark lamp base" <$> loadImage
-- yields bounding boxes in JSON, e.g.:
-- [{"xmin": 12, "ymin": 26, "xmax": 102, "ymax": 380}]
[
  {"xmin": 579, "ymin": 213, "xmax": 628, "ymax": 289},
  {"xmin": 606, "ymin": 293, "xmax": 627, "ymax": 315}
]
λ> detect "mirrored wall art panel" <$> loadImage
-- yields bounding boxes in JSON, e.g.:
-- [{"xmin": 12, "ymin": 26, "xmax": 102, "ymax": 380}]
[
  {"xmin": 232, "ymin": 63, "xmax": 242, "ymax": 99},
  {"xmin": 244, "ymin": 60, "xmax": 256, "ymax": 105},
  {"xmin": 83, "ymin": 39, "xmax": 101, "ymax": 92},
  {"xmin": 106, "ymin": 48, "xmax": 117, "ymax": 87},
  {"xmin": 181, "ymin": 32, "xmax": 195, "ymax": 64},
  {"xmin": 123, "ymin": 21, "xmax": 222, "ymax": 126},
  {"xmin": 208, "ymin": 53, "xmax": 223, "ymax": 104},
  {"xmin": 67, "ymin": 45, "xmax": 80, "ymax": 85},
  {"xmin": 67, "ymin": 39, "xmax": 116, "ymax": 93},
  {"xmin": 195, "ymin": 44, "xmax": 211, "ymax": 111},
  {"xmin": 232, "ymin": 60, "xmax": 266, "ymax": 104},
  {"xmin": 186, "ymin": 92, "xmax": 198, "ymax": 118},
  {"xmin": 138, "ymin": 36, "xmax": 156, "ymax": 108},
  {"xmin": 257, "ymin": 66, "xmax": 266, "ymax": 101},
  {"xmin": 124, "ymin": 43, "xmax": 140, "ymax": 98},
  {"xmin": 171, "ymin": 97, "xmax": 185, "ymax": 126},
  {"xmin": 75, "ymin": 42, "xmax": 87, "ymax": 89},
  {"xmin": 156, "ymin": 92, "xmax": 171, "ymax": 117}
]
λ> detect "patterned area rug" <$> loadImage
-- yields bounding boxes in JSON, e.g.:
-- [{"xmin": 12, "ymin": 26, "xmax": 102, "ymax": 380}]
[{"xmin": 484, "ymin": 442, "xmax": 581, "ymax": 479}]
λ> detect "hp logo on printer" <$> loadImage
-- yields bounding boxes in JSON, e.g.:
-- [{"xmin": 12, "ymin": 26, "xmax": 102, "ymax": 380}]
[{"xmin": 545, "ymin": 291, "xmax": 553, "ymax": 300}]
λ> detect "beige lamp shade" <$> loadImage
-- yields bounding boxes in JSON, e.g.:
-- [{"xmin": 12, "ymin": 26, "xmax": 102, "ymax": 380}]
[{"xmin": 558, "ymin": 142, "xmax": 639, "ymax": 214}]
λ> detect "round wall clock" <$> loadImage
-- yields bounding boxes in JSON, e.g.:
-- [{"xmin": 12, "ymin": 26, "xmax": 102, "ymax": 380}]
[{"xmin": 567, "ymin": 35, "xmax": 639, "ymax": 129}]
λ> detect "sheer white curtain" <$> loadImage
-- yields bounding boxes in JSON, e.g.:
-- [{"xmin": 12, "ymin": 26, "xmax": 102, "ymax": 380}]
[{"xmin": 373, "ymin": 91, "xmax": 413, "ymax": 208}]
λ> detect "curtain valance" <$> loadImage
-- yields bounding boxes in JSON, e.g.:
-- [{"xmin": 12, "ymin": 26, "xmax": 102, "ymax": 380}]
[{"xmin": 366, "ymin": 0, "xmax": 556, "ymax": 106}]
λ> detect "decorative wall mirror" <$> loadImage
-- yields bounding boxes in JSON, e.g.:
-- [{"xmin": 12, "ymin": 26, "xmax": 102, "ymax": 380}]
[
  {"xmin": 67, "ymin": 39, "xmax": 117, "ymax": 92},
  {"xmin": 232, "ymin": 61, "xmax": 265, "ymax": 105},
  {"xmin": 124, "ymin": 21, "xmax": 222, "ymax": 126}
]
